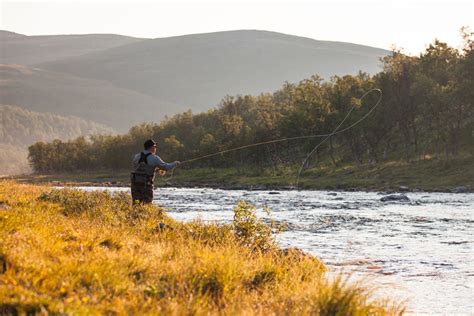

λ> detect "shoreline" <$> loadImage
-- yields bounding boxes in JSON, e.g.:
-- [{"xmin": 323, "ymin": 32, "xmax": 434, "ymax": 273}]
[
  {"xmin": 4, "ymin": 157, "xmax": 473, "ymax": 193},
  {"xmin": 4, "ymin": 175, "xmax": 472, "ymax": 194}
]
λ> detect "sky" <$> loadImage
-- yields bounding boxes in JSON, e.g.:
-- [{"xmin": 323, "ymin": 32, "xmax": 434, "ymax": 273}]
[{"xmin": 1, "ymin": 0, "xmax": 472, "ymax": 55}]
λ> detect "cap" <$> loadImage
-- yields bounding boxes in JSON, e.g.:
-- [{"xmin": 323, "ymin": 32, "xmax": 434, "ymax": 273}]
[{"xmin": 144, "ymin": 139, "xmax": 157, "ymax": 149}]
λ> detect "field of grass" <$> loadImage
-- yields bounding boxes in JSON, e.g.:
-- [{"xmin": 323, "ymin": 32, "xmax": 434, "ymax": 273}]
[
  {"xmin": 9, "ymin": 156, "xmax": 471, "ymax": 192},
  {"xmin": 0, "ymin": 181, "xmax": 403, "ymax": 314}
]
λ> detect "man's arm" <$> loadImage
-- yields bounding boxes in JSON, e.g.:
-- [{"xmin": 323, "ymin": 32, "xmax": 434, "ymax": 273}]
[{"xmin": 147, "ymin": 154, "xmax": 179, "ymax": 171}]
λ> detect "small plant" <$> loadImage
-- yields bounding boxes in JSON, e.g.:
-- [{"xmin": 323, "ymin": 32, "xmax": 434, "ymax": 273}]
[
  {"xmin": 232, "ymin": 200, "xmax": 275, "ymax": 252},
  {"xmin": 194, "ymin": 269, "xmax": 225, "ymax": 302},
  {"xmin": 315, "ymin": 276, "xmax": 405, "ymax": 315},
  {"xmin": 249, "ymin": 269, "xmax": 278, "ymax": 289}
]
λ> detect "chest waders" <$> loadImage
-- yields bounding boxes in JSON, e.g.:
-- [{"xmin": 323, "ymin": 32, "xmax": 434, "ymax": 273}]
[{"xmin": 131, "ymin": 152, "xmax": 154, "ymax": 204}]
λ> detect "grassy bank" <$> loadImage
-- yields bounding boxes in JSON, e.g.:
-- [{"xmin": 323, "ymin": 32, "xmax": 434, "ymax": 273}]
[
  {"xmin": 0, "ymin": 181, "xmax": 403, "ymax": 314},
  {"xmin": 7, "ymin": 156, "xmax": 474, "ymax": 192},
  {"xmin": 173, "ymin": 156, "xmax": 474, "ymax": 191}
]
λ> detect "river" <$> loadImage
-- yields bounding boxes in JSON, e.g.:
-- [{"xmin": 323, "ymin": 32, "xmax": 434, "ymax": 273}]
[{"xmin": 79, "ymin": 186, "xmax": 473, "ymax": 314}]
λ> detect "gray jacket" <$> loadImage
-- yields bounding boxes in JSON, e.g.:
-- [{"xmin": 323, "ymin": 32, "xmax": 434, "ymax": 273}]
[{"xmin": 132, "ymin": 150, "xmax": 178, "ymax": 176}]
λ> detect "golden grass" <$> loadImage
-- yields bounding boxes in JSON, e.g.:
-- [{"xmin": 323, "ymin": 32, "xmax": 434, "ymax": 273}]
[{"xmin": 0, "ymin": 180, "xmax": 404, "ymax": 315}]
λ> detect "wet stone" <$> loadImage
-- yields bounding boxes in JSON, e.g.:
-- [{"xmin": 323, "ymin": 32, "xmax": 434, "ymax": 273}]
[
  {"xmin": 451, "ymin": 186, "xmax": 469, "ymax": 193},
  {"xmin": 380, "ymin": 194, "xmax": 410, "ymax": 202},
  {"xmin": 440, "ymin": 241, "xmax": 469, "ymax": 245},
  {"xmin": 399, "ymin": 185, "xmax": 410, "ymax": 192}
]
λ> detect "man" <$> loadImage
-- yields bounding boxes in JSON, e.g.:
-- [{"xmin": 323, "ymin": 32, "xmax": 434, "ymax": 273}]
[{"xmin": 131, "ymin": 139, "xmax": 180, "ymax": 204}]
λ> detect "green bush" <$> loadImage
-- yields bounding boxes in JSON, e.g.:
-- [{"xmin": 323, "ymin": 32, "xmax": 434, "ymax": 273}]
[{"xmin": 232, "ymin": 200, "xmax": 275, "ymax": 252}]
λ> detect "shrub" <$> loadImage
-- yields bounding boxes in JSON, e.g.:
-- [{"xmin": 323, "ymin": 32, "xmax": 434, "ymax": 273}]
[{"xmin": 232, "ymin": 200, "xmax": 276, "ymax": 252}]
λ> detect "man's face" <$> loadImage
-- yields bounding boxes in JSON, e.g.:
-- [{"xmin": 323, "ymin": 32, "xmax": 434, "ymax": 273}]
[{"xmin": 150, "ymin": 145, "xmax": 157, "ymax": 154}]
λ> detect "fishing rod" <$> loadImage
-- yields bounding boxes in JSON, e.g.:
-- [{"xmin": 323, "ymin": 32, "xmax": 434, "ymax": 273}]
[{"xmin": 163, "ymin": 88, "xmax": 383, "ymax": 187}]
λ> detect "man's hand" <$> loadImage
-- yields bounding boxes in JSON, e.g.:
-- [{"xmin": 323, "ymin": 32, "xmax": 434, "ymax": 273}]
[
  {"xmin": 174, "ymin": 161, "xmax": 181, "ymax": 166},
  {"xmin": 158, "ymin": 169, "xmax": 167, "ymax": 177}
]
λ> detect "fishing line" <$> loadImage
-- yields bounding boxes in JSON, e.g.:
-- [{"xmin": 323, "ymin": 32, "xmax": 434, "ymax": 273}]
[
  {"xmin": 161, "ymin": 88, "xmax": 382, "ymax": 187},
  {"xmin": 295, "ymin": 88, "xmax": 382, "ymax": 189}
]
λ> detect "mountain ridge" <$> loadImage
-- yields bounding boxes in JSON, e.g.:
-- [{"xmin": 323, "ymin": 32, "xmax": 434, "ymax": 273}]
[
  {"xmin": 36, "ymin": 29, "xmax": 389, "ymax": 111},
  {"xmin": 0, "ymin": 64, "xmax": 180, "ymax": 131},
  {"xmin": 0, "ymin": 30, "xmax": 145, "ymax": 65}
]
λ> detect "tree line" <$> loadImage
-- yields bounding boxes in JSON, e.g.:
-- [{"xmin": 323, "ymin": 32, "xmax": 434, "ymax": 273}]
[{"xmin": 28, "ymin": 32, "xmax": 473, "ymax": 174}]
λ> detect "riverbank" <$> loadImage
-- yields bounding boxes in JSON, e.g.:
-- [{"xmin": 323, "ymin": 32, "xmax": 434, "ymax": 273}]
[
  {"xmin": 0, "ymin": 181, "xmax": 402, "ymax": 314},
  {"xmin": 6, "ymin": 157, "xmax": 473, "ymax": 192}
]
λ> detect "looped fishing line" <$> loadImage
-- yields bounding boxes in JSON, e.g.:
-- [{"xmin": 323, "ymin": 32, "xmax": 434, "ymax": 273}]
[
  {"xmin": 160, "ymin": 88, "xmax": 383, "ymax": 188},
  {"xmin": 295, "ymin": 88, "xmax": 382, "ymax": 189}
]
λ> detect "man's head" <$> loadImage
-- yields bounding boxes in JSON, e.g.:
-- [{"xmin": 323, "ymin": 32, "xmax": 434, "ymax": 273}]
[{"xmin": 144, "ymin": 139, "xmax": 157, "ymax": 154}]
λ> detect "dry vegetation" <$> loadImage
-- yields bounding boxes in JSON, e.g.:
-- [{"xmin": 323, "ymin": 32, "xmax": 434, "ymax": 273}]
[{"xmin": 0, "ymin": 181, "xmax": 403, "ymax": 315}]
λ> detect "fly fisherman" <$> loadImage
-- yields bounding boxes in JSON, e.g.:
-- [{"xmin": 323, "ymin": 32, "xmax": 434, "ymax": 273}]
[{"xmin": 131, "ymin": 139, "xmax": 180, "ymax": 204}]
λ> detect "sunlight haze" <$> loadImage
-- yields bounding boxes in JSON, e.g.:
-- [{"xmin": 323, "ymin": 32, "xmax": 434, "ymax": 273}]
[{"xmin": 2, "ymin": 0, "xmax": 472, "ymax": 55}]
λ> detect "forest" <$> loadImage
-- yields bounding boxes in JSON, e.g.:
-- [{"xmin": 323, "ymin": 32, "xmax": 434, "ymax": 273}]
[{"xmin": 28, "ymin": 32, "xmax": 473, "ymax": 174}]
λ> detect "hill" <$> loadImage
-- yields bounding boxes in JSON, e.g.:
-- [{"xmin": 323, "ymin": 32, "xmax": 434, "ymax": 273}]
[
  {"xmin": 0, "ymin": 104, "xmax": 114, "ymax": 175},
  {"xmin": 37, "ymin": 30, "xmax": 389, "ymax": 111},
  {"xmin": 0, "ymin": 30, "xmax": 144, "ymax": 65},
  {"xmin": 0, "ymin": 104, "xmax": 114, "ymax": 144},
  {"xmin": 0, "ymin": 64, "xmax": 181, "ymax": 130}
]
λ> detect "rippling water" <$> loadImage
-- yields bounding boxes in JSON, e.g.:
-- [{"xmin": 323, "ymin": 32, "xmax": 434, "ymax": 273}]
[{"xmin": 80, "ymin": 187, "xmax": 473, "ymax": 314}]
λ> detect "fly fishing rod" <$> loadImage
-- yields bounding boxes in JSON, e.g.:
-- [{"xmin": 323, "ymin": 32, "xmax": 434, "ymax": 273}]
[{"xmin": 163, "ymin": 88, "xmax": 383, "ymax": 188}]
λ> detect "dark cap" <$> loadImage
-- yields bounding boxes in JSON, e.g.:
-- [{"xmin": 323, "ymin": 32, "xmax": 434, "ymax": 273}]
[{"xmin": 144, "ymin": 139, "xmax": 157, "ymax": 149}]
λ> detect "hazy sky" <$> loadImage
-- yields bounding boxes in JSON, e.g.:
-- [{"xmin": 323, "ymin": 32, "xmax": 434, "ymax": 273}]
[{"xmin": 1, "ymin": 0, "xmax": 472, "ymax": 55}]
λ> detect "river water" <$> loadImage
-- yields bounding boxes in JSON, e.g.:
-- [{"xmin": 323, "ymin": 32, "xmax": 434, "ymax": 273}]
[{"xmin": 80, "ymin": 187, "xmax": 473, "ymax": 314}]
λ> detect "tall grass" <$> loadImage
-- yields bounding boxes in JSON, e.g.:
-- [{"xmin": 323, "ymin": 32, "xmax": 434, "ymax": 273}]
[{"xmin": 0, "ymin": 181, "xmax": 403, "ymax": 315}]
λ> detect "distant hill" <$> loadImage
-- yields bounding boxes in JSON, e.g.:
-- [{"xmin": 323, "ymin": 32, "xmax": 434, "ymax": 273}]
[
  {"xmin": 0, "ymin": 104, "xmax": 114, "ymax": 145},
  {"xmin": 0, "ymin": 64, "xmax": 180, "ymax": 130},
  {"xmin": 37, "ymin": 30, "xmax": 389, "ymax": 111},
  {"xmin": 0, "ymin": 104, "xmax": 114, "ymax": 175},
  {"xmin": 0, "ymin": 30, "xmax": 144, "ymax": 65}
]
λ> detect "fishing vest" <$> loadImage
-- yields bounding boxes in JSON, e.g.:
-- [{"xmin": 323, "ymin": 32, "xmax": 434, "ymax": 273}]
[{"xmin": 131, "ymin": 152, "xmax": 155, "ymax": 184}]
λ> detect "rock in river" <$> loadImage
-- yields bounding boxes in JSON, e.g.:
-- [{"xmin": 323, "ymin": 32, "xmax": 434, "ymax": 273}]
[
  {"xmin": 380, "ymin": 194, "xmax": 410, "ymax": 202},
  {"xmin": 451, "ymin": 186, "xmax": 469, "ymax": 193},
  {"xmin": 399, "ymin": 185, "xmax": 410, "ymax": 192}
]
